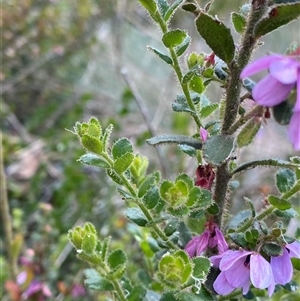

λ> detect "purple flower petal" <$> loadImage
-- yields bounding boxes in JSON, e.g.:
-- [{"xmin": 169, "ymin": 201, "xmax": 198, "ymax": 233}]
[
  {"xmin": 268, "ymin": 277, "xmax": 276, "ymax": 297},
  {"xmin": 213, "ymin": 271, "xmax": 235, "ymax": 295},
  {"xmin": 288, "ymin": 112, "xmax": 300, "ymax": 151},
  {"xmin": 215, "ymin": 228, "xmax": 228, "ymax": 253},
  {"xmin": 200, "ymin": 127, "xmax": 208, "ymax": 142},
  {"xmin": 287, "ymin": 241, "xmax": 300, "ymax": 258},
  {"xmin": 271, "ymin": 249, "xmax": 293, "ymax": 285},
  {"xmin": 209, "ymin": 253, "xmax": 225, "ymax": 267},
  {"xmin": 185, "ymin": 236, "xmax": 200, "ymax": 257},
  {"xmin": 250, "ymin": 253, "xmax": 272, "ymax": 289},
  {"xmin": 220, "ymin": 250, "xmax": 250, "ymax": 271},
  {"xmin": 23, "ymin": 280, "xmax": 43, "ymax": 298},
  {"xmin": 224, "ymin": 257, "xmax": 250, "ymax": 294},
  {"xmin": 17, "ymin": 271, "xmax": 27, "ymax": 285},
  {"xmin": 196, "ymin": 231, "xmax": 210, "ymax": 255},
  {"xmin": 240, "ymin": 55, "xmax": 282, "ymax": 79},
  {"xmin": 269, "ymin": 58, "xmax": 299, "ymax": 84},
  {"xmin": 295, "ymin": 71, "xmax": 300, "ymax": 112},
  {"xmin": 252, "ymin": 75, "xmax": 294, "ymax": 107}
]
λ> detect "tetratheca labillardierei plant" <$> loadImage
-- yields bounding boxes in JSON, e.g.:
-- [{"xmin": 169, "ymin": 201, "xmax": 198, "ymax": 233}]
[{"xmin": 68, "ymin": 1, "xmax": 300, "ymax": 300}]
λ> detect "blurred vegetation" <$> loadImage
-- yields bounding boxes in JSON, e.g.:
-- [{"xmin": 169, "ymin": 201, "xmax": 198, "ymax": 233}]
[{"xmin": 1, "ymin": 0, "xmax": 299, "ymax": 300}]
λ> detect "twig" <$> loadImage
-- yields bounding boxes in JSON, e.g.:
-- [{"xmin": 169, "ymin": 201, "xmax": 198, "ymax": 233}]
[
  {"xmin": 121, "ymin": 68, "xmax": 168, "ymax": 177},
  {"xmin": 0, "ymin": 131, "xmax": 18, "ymax": 280}
]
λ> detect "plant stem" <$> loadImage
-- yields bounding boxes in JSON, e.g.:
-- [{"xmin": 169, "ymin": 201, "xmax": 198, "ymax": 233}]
[
  {"xmin": 235, "ymin": 205, "xmax": 276, "ymax": 234},
  {"xmin": 0, "ymin": 132, "xmax": 17, "ymax": 280},
  {"xmin": 156, "ymin": 12, "xmax": 202, "ymax": 128},
  {"xmin": 96, "ymin": 265, "xmax": 127, "ymax": 301},
  {"xmin": 231, "ymin": 159, "xmax": 300, "ymax": 176},
  {"xmin": 121, "ymin": 173, "xmax": 178, "ymax": 249},
  {"xmin": 227, "ymin": 105, "xmax": 264, "ymax": 135},
  {"xmin": 222, "ymin": 0, "xmax": 268, "ymax": 134},
  {"xmin": 213, "ymin": 0, "xmax": 268, "ymax": 228},
  {"xmin": 213, "ymin": 163, "xmax": 231, "ymax": 228}
]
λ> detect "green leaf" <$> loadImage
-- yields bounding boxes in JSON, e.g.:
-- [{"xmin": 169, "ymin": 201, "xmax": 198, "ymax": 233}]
[
  {"xmin": 84, "ymin": 269, "xmax": 114, "ymax": 291},
  {"xmin": 148, "ymin": 46, "xmax": 173, "ymax": 65},
  {"xmin": 108, "ymin": 249, "xmax": 127, "ymax": 269},
  {"xmin": 112, "ymin": 138, "xmax": 133, "ymax": 160},
  {"xmin": 172, "ymin": 94, "xmax": 196, "ymax": 114},
  {"xmin": 125, "ymin": 208, "xmax": 148, "ymax": 226},
  {"xmin": 182, "ymin": 2, "xmax": 199, "ymax": 14},
  {"xmin": 231, "ymin": 12, "xmax": 246, "ymax": 34},
  {"xmin": 79, "ymin": 153, "xmax": 110, "ymax": 168},
  {"xmin": 206, "ymin": 203, "xmax": 219, "ymax": 215},
  {"xmin": 192, "ymin": 257, "xmax": 211, "ymax": 279},
  {"xmin": 127, "ymin": 285, "xmax": 147, "ymax": 301},
  {"xmin": 189, "ymin": 76, "xmax": 205, "ymax": 94},
  {"xmin": 291, "ymin": 258, "xmax": 300, "ymax": 271},
  {"xmin": 276, "ymin": 169, "xmax": 296, "ymax": 193},
  {"xmin": 175, "ymin": 36, "xmax": 191, "ymax": 57},
  {"xmin": 101, "ymin": 236, "xmax": 111, "ymax": 261},
  {"xmin": 157, "ymin": 0, "xmax": 169, "ymax": 17},
  {"xmin": 273, "ymin": 100, "xmax": 293, "ymax": 125},
  {"xmin": 138, "ymin": 174, "xmax": 157, "ymax": 198},
  {"xmin": 102, "ymin": 123, "xmax": 114, "ymax": 151},
  {"xmin": 82, "ymin": 233, "xmax": 97, "ymax": 255},
  {"xmin": 81, "ymin": 135, "xmax": 103, "ymax": 154},
  {"xmin": 106, "ymin": 169, "xmax": 123, "ymax": 185},
  {"xmin": 200, "ymin": 104, "xmax": 219, "ymax": 118},
  {"xmin": 138, "ymin": 0, "xmax": 157, "ymax": 15},
  {"xmin": 182, "ymin": 68, "xmax": 197, "ymax": 84},
  {"xmin": 88, "ymin": 117, "xmax": 102, "ymax": 137},
  {"xmin": 195, "ymin": 12, "xmax": 235, "ymax": 64},
  {"xmin": 177, "ymin": 144, "xmax": 196, "ymax": 157},
  {"xmin": 164, "ymin": 0, "xmax": 184, "ymax": 22},
  {"xmin": 160, "ymin": 292, "xmax": 177, "ymax": 301},
  {"xmin": 117, "ymin": 188, "xmax": 135, "ymax": 200},
  {"xmin": 143, "ymin": 186, "xmax": 160, "ymax": 209},
  {"xmin": 268, "ymin": 195, "xmax": 291, "ymax": 210},
  {"xmin": 254, "ymin": 3, "xmax": 300, "ymax": 38},
  {"xmin": 162, "ymin": 29, "xmax": 187, "ymax": 48},
  {"xmin": 262, "ymin": 243, "xmax": 283, "ymax": 257},
  {"xmin": 147, "ymin": 134, "xmax": 202, "ymax": 149},
  {"xmin": 228, "ymin": 232, "xmax": 247, "ymax": 248},
  {"xmin": 175, "ymin": 292, "xmax": 206, "ymax": 301},
  {"xmin": 203, "ymin": 135, "xmax": 234, "ymax": 165},
  {"xmin": 237, "ymin": 118, "xmax": 261, "ymax": 148},
  {"xmin": 113, "ymin": 152, "xmax": 134, "ymax": 173},
  {"xmin": 275, "ymin": 207, "xmax": 298, "ymax": 218}
]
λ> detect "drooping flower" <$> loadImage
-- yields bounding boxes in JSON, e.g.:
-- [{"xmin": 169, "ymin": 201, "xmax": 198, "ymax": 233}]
[
  {"xmin": 185, "ymin": 222, "xmax": 228, "ymax": 257},
  {"xmin": 22, "ymin": 280, "xmax": 52, "ymax": 300},
  {"xmin": 195, "ymin": 164, "xmax": 215, "ymax": 190},
  {"xmin": 240, "ymin": 54, "xmax": 300, "ymax": 150},
  {"xmin": 210, "ymin": 249, "xmax": 274, "ymax": 296},
  {"xmin": 270, "ymin": 241, "xmax": 300, "ymax": 286}
]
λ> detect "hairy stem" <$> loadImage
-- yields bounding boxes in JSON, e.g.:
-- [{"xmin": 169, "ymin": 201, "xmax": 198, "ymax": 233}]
[
  {"xmin": 214, "ymin": 0, "xmax": 268, "ymax": 228},
  {"xmin": 231, "ymin": 159, "xmax": 300, "ymax": 176},
  {"xmin": 105, "ymin": 153, "xmax": 178, "ymax": 250},
  {"xmin": 156, "ymin": 11, "xmax": 202, "ymax": 128}
]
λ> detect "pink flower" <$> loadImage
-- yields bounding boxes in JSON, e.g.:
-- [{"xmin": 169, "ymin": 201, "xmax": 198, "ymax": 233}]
[
  {"xmin": 185, "ymin": 222, "xmax": 228, "ymax": 257},
  {"xmin": 211, "ymin": 249, "xmax": 274, "ymax": 296},
  {"xmin": 270, "ymin": 241, "xmax": 300, "ymax": 286},
  {"xmin": 240, "ymin": 54, "xmax": 300, "ymax": 150}
]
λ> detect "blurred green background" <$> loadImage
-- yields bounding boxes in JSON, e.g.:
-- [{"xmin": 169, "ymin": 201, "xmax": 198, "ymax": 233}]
[{"xmin": 1, "ymin": 0, "xmax": 299, "ymax": 300}]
